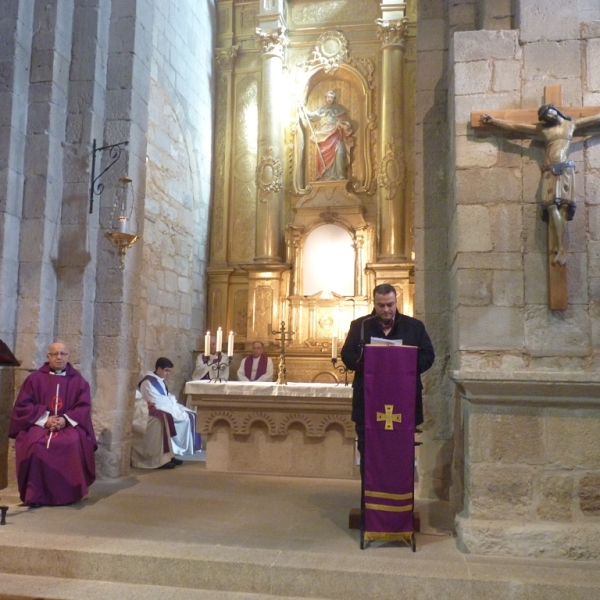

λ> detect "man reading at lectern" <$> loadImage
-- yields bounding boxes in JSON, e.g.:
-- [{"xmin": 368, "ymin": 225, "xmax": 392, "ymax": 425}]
[{"xmin": 341, "ymin": 284, "xmax": 435, "ymax": 453}]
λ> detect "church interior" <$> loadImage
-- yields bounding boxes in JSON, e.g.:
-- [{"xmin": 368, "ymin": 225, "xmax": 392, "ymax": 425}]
[{"xmin": 1, "ymin": 0, "xmax": 600, "ymax": 597}]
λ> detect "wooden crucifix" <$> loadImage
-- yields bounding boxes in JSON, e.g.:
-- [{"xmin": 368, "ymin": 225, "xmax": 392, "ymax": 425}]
[{"xmin": 472, "ymin": 85, "xmax": 600, "ymax": 309}]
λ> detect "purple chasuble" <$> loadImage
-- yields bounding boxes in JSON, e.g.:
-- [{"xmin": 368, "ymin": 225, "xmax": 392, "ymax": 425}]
[
  {"xmin": 363, "ymin": 345, "xmax": 417, "ymax": 543},
  {"xmin": 9, "ymin": 363, "xmax": 97, "ymax": 506},
  {"xmin": 243, "ymin": 354, "xmax": 268, "ymax": 380}
]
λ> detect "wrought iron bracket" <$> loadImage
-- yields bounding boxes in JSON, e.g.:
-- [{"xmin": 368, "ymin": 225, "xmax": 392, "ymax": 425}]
[{"xmin": 89, "ymin": 138, "xmax": 129, "ymax": 214}]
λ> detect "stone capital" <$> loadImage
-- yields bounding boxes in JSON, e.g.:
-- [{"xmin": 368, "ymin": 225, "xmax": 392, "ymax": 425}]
[
  {"xmin": 255, "ymin": 26, "xmax": 289, "ymax": 58},
  {"xmin": 376, "ymin": 18, "xmax": 409, "ymax": 49},
  {"xmin": 215, "ymin": 45, "xmax": 239, "ymax": 71}
]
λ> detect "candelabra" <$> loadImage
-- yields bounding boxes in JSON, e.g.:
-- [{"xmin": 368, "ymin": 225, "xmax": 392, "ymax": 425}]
[
  {"xmin": 203, "ymin": 352, "xmax": 232, "ymax": 382},
  {"xmin": 331, "ymin": 358, "xmax": 353, "ymax": 386}
]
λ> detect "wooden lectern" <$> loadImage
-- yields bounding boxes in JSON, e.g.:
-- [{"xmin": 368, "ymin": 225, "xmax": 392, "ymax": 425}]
[{"xmin": 360, "ymin": 344, "xmax": 417, "ymax": 550}]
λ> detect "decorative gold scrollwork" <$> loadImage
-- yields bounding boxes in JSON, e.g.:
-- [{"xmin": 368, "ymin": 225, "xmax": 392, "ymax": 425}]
[
  {"xmin": 256, "ymin": 147, "xmax": 283, "ymax": 199},
  {"xmin": 298, "ymin": 30, "xmax": 348, "ymax": 73},
  {"xmin": 378, "ymin": 142, "xmax": 404, "ymax": 200}
]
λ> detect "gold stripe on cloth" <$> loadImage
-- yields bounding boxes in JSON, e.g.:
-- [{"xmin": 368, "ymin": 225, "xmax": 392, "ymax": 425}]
[
  {"xmin": 364, "ymin": 531, "xmax": 414, "ymax": 542},
  {"xmin": 365, "ymin": 490, "xmax": 413, "ymax": 500},
  {"xmin": 365, "ymin": 502, "xmax": 413, "ymax": 512}
]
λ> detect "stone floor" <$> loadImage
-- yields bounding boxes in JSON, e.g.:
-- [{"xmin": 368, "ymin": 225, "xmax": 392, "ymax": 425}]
[{"xmin": 0, "ymin": 458, "xmax": 599, "ymax": 599}]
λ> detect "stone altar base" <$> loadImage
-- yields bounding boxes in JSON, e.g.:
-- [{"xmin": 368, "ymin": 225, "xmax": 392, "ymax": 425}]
[{"xmin": 185, "ymin": 381, "xmax": 359, "ymax": 479}]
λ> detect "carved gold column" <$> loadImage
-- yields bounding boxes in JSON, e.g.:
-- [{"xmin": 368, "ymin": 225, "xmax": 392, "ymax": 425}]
[
  {"xmin": 210, "ymin": 45, "xmax": 238, "ymax": 264},
  {"xmin": 254, "ymin": 27, "xmax": 288, "ymax": 263},
  {"xmin": 376, "ymin": 17, "xmax": 409, "ymax": 261}
]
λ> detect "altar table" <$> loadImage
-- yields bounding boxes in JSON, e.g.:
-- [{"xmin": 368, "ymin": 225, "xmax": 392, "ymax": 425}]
[{"xmin": 185, "ymin": 381, "xmax": 358, "ymax": 479}]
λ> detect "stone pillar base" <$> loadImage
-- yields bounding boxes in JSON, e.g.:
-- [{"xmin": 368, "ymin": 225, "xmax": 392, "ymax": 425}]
[{"xmin": 456, "ymin": 516, "xmax": 600, "ymax": 560}]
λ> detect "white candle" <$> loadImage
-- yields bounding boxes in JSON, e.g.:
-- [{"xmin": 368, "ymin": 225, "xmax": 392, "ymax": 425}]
[
  {"xmin": 331, "ymin": 335, "xmax": 338, "ymax": 359},
  {"xmin": 227, "ymin": 331, "xmax": 234, "ymax": 356},
  {"xmin": 216, "ymin": 327, "xmax": 223, "ymax": 353},
  {"xmin": 204, "ymin": 331, "xmax": 210, "ymax": 356}
]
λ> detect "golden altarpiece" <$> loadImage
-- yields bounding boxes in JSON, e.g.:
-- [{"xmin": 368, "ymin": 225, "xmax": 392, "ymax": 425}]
[{"xmin": 207, "ymin": 0, "xmax": 416, "ymax": 381}]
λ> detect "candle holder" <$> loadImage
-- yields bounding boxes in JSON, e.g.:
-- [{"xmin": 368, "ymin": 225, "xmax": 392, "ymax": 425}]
[
  {"xmin": 0, "ymin": 505, "xmax": 7, "ymax": 525},
  {"xmin": 331, "ymin": 358, "xmax": 353, "ymax": 386},
  {"xmin": 203, "ymin": 352, "xmax": 232, "ymax": 382}
]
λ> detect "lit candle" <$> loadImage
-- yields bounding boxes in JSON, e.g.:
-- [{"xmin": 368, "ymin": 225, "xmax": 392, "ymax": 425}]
[
  {"xmin": 216, "ymin": 327, "xmax": 223, "ymax": 353},
  {"xmin": 118, "ymin": 216, "xmax": 127, "ymax": 233},
  {"xmin": 331, "ymin": 335, "xmax": 338, "ymax": 360},
  {"xmin": 204, "ymin": 331, "xmax": 210, "ymax": 356},
  {"xmin": 227, "ymin": 331, "xmax": 234, "ymax": 357}
]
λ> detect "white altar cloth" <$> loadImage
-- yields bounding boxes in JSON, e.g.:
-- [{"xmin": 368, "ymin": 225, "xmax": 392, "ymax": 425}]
[{"xmin": 184, "ymin": 380, "xmax": 353, "ymax": 399}]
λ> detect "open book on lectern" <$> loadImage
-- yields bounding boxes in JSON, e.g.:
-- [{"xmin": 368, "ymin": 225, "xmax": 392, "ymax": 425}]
[{"xmin": 368, "ymin": 337, "xmax": 418, "ymax": 348}]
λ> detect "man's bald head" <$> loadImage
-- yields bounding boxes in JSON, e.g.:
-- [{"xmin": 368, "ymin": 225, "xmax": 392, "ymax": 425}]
[{"xmin": 47, "ymin": 341, "xmax": 69, "ymax": 371}]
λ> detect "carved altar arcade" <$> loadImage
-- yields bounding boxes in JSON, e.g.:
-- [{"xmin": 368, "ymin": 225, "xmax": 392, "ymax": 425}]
[{"xmin": 207, "ymin": 0, "xmax": 416, "ymax": 381}]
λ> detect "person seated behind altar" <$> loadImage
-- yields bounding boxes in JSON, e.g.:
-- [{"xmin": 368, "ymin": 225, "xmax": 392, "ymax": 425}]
[
  {"xmin": 139, "ymin": 357, "xmax": 202, "ymax": 456},
  {"xmin": 130, "ymin": 389, "xmax": 179, "ymax": 470},
  {"xmin": 9, "ymin": 341, "xmax": 97, "ymax": 507},
  {"xmin": 192, "ymin": 337, "xmax": 230, "ymax": 381},
  {"xmin": 237, "ymin": 341, "xmax": 274, "ymax": 382}
]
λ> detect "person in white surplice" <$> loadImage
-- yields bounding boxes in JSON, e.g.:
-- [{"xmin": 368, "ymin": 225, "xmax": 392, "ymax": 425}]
[
  {"xmin": 130, "ymin": 389, "xmax": 176, "ymax": 469},
  {"xmin": 139, "ymin": 357, "xmax": 201, "ymax": 457},
  {"xmin": 192, "ymin": 337, "xmax": 230, "ymax": 381}
]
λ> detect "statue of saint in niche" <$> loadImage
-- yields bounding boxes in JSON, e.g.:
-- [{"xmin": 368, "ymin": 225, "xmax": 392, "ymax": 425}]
[{"xmin": 301, "ymin": 90, "xmax": 354, "ymax": 182}]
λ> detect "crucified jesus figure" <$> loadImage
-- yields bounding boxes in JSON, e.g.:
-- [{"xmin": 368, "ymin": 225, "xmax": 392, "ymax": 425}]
[{"xmin": 480, "ymin": 104, "xmax": 600, "ymax": 265}]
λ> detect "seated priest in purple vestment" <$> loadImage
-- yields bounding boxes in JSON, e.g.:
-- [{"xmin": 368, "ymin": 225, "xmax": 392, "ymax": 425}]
[
  {"xmin": 236, "ymin": 341, "xmax": 274, "ymax": 382},
  {"xmin": 9, "ymin": 341, "xmax": 97, "ymax": 507},
  {"xmin": 341, "ymin": 283, "xmax": 435, "ymax": 453}
]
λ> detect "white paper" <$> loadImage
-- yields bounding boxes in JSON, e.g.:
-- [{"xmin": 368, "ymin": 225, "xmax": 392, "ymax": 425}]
[{"xmin": 369, "ymin": 337, "xmax": 403, "ymax": 346}]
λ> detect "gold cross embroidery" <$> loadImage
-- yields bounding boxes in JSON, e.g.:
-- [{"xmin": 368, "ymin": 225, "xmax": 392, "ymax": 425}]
[{"xmin": 376, "ymin": 405, "xmax": 402, "ymax": 430}]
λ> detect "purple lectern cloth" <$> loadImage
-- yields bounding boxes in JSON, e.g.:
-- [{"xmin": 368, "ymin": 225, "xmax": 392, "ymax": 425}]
[
  {"xmin": 9, "ymin": 363, "xmax": 97, "ymax": 506},
  {"xmin": 363, "ymin": 345, "xmax": 417, "ymax": 542}
]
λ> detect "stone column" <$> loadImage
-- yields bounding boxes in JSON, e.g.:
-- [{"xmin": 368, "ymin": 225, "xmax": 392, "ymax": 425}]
[
  {"xmin": 55, "ymin": 0, "xmax": 110, "ymax": 379},
  {"xmin": 254, "ymin": 26, "xmax": 288, "ymax": 263},
  {"xmin": 92, "ymin": 0, "xmax": 153, "ymax": 478},
  {"xmin": 15, "ymin": 0, "xmax": 75, "ymax": 370},
  {"xmin": 0, "ymin": 0, "xmax": 32, "ymax": 350},
  {"xmin": 376, "ymin": 17, "xmax": 409, "ymax": 262}
]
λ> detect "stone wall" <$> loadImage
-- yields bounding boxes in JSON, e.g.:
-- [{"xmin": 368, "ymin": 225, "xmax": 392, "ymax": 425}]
[
  {"xmin": 140, "ymin": 0, "xmax": 213, "ymax": 399},
  {"xmin": 415, "ymin": 0, "xmax": 453, "ymax": 500},
  {"xmin": 448, "ymin": 0, "xmax": 600, "ymax": 559},
  {"xmin": 0, "ymin": 0, "xmax": 214, "ymax": 485}
]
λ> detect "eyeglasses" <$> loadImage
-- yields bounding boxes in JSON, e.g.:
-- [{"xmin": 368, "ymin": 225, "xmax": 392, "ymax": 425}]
[{"xmin": 48, "ymin": 352, "xmax": 69, "ymax": 357}]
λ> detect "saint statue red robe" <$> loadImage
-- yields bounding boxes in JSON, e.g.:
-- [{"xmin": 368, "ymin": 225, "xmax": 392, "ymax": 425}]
[{"xmin": 9, "ymin": 363, "xmax": 97, "ymax": 506}]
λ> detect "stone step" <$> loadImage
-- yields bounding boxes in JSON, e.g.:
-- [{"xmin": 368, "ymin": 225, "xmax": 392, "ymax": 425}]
[
  {"xmin": 2, "ymin": 532, "xmax": 600, "ymax": 600},
  {"xmin": 0, "ymin": 573, "xmax": 331, "ymax": 600}
]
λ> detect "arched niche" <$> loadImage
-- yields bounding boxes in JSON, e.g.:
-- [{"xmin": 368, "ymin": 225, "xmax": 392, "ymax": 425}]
[
  {"xmin": 290, "ymin": 32, "xmax": 376, "ymax": 197},
  {"xmin": 302, "ymin": 224, "xmax": 354, "ymax": 297}
]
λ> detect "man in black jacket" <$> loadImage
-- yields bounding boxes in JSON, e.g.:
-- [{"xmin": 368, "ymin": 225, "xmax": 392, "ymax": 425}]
[{"xmin": 341, "ymin": 283, "xmax": 435, "ymax": 453}]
